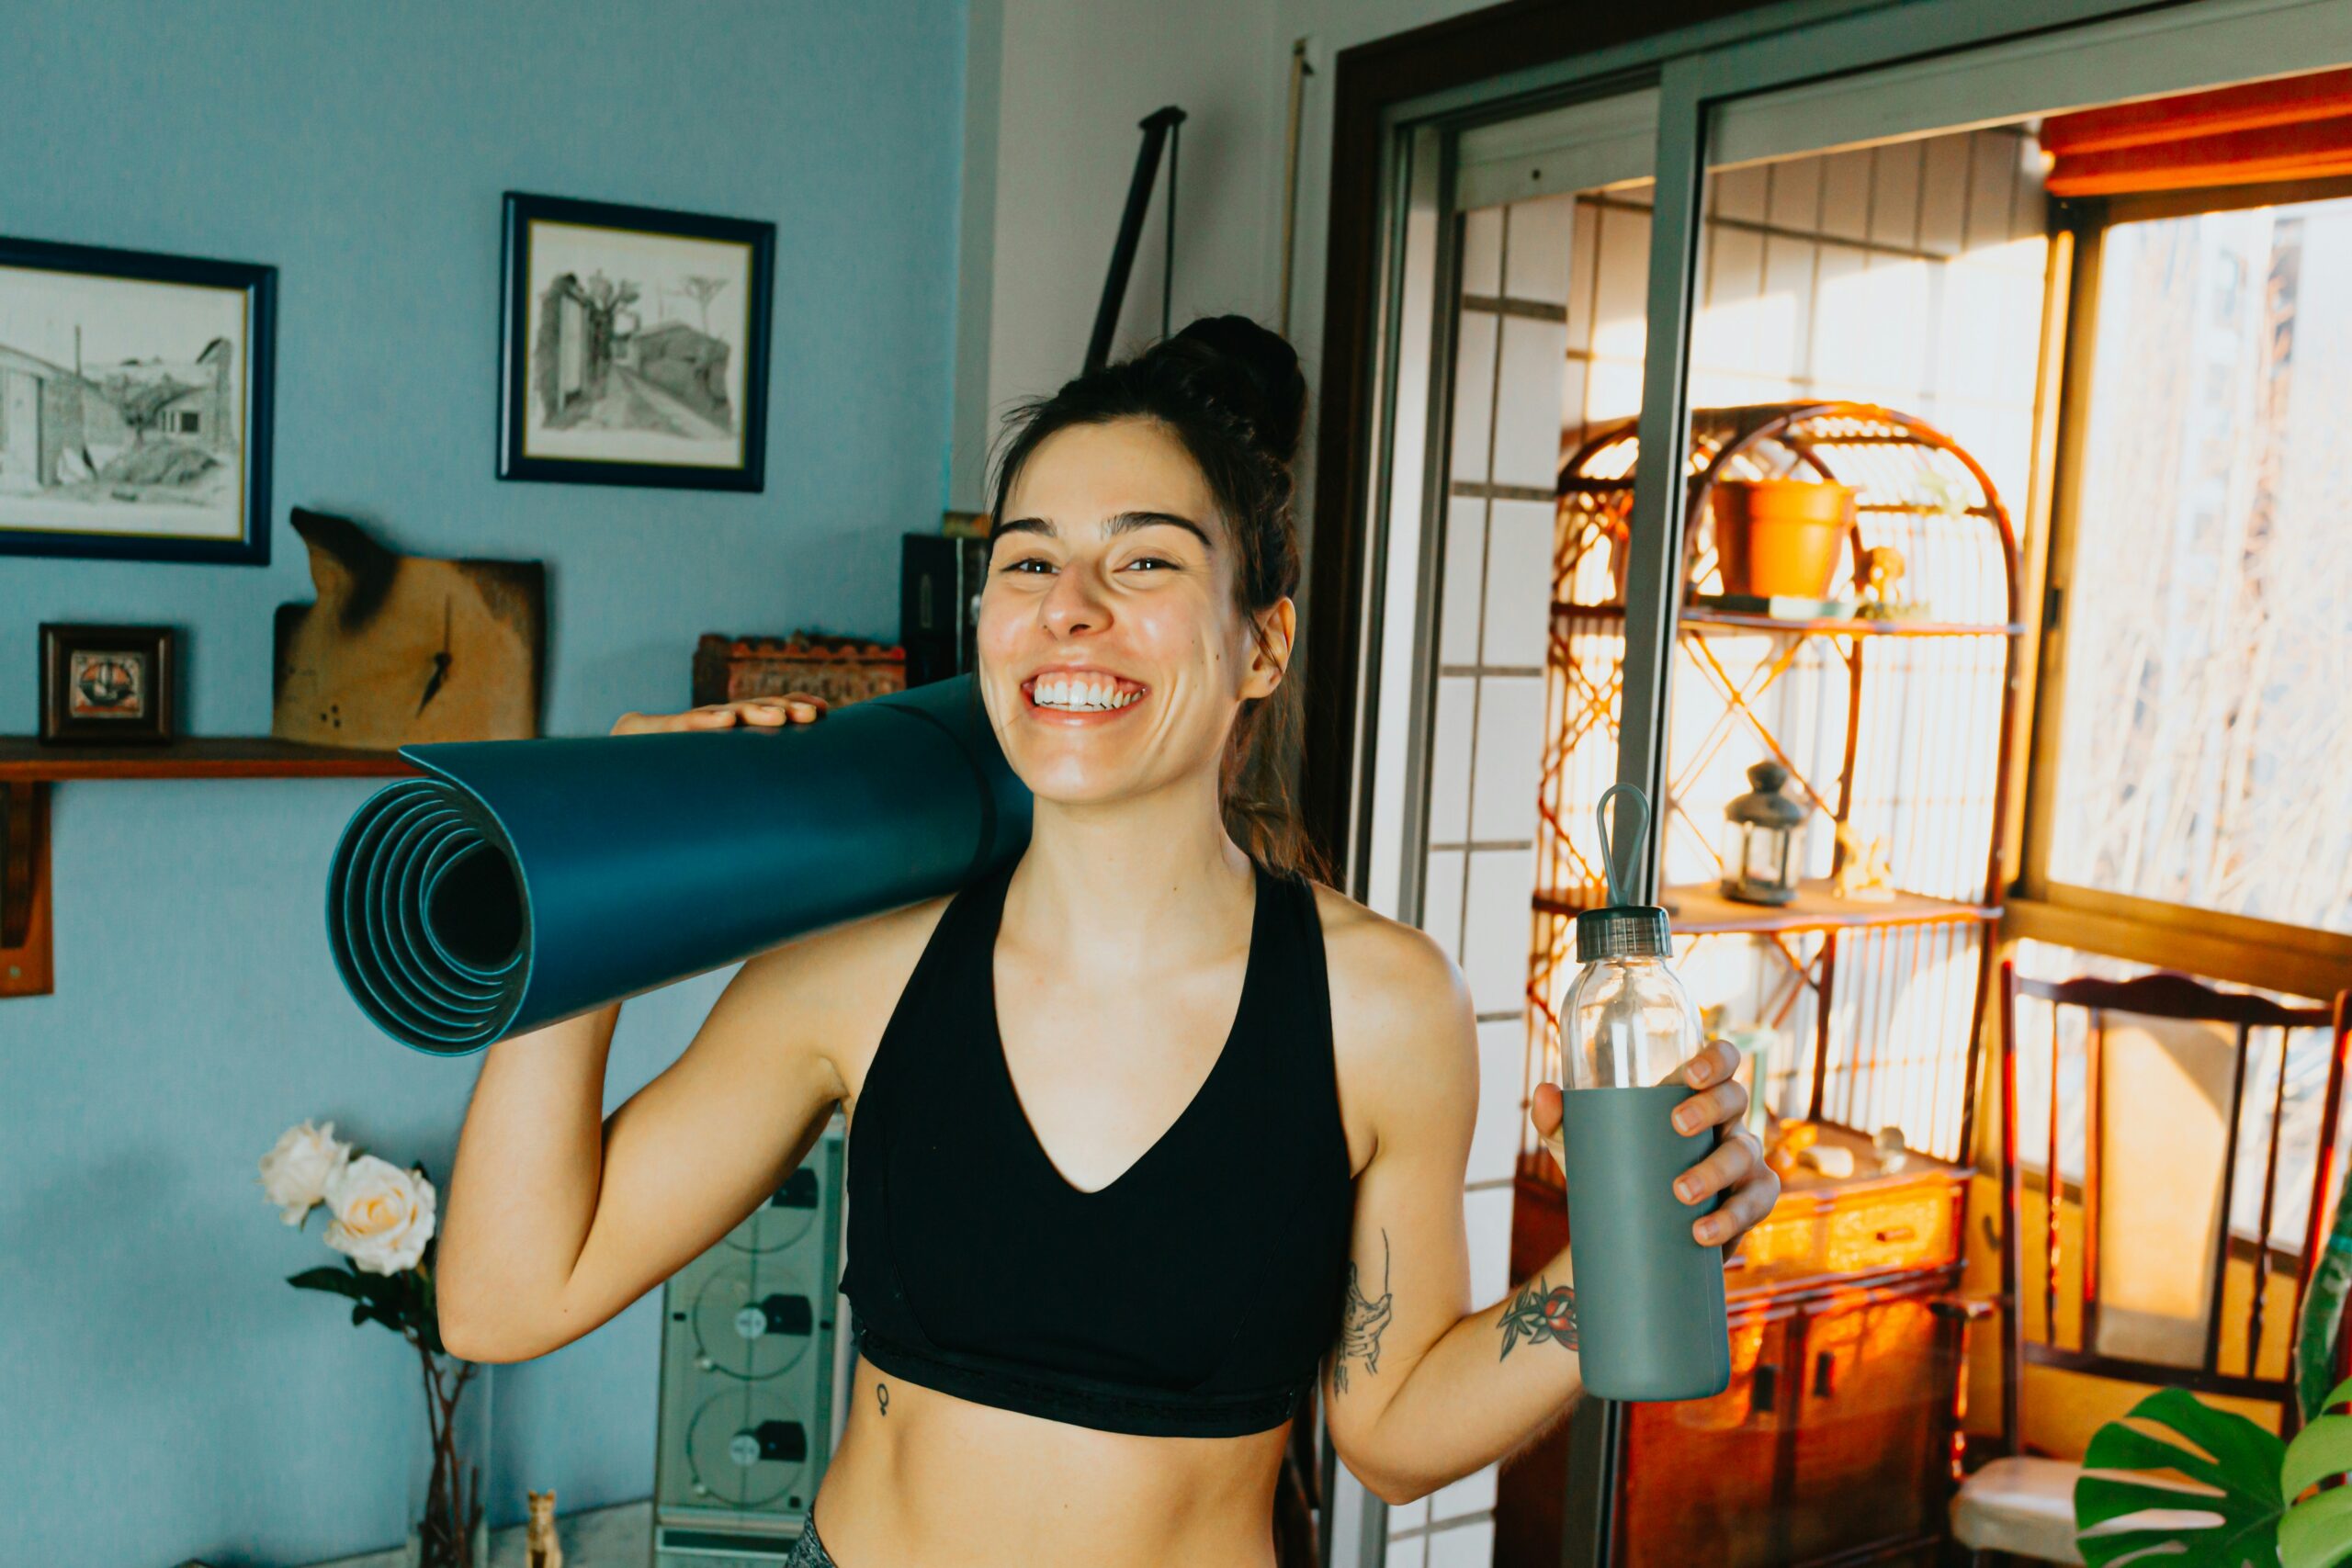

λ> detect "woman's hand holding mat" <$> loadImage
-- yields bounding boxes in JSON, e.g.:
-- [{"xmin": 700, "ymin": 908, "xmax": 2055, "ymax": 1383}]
[{"xmin": 611, "ymin": 695, "xmax": 830, "ymax": 736}]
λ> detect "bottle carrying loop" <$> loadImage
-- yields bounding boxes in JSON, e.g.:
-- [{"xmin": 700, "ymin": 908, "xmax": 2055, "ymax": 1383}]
[
  {"xmin": 1577, "ymin": 784, "xmax": 1669, "ymax": 963},
  {"xmin": 1596, "ymin": 782, "xmax": 1649, "ymax": 908}
]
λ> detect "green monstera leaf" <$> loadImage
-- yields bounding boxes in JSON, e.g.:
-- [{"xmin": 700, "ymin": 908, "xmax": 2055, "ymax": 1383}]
[
  {"xmin": 2075, "ymin": 1386, "xmax": 2286, "ymax": 1567},
  {"xmin": 2074, "ymin": 1381, "xmax": 2352, "ymax": 1568},
  {"xmin": 2281, "ymin": 1377, "xmax": 2352, "ymax": 1568}
]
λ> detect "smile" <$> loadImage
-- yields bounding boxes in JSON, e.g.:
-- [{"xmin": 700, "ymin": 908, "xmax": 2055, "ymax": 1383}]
[{"xmin": 1022, "ymin": 671, "xmax": 1148, "ymax": 716}]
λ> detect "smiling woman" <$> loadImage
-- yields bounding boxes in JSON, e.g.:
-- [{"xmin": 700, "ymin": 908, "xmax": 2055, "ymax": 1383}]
[
  {"xmin": 435, "ymin": 315, "xmax": 1778, "ymax": 1568},
  {"xmin": 977, "ymin": 315, "xmax": 1317, "ymax": 876}
]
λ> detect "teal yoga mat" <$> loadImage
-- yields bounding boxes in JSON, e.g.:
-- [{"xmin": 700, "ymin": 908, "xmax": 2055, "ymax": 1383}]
[{"xmin": 326, "ymin": 675, "xmax": 1031, "ymax": 1055}]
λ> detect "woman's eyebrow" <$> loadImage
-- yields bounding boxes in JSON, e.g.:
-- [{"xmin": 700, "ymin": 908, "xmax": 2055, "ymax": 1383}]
[
  {"xmin": 1106, "ymin": 511, "xmax": 1215, "ymax": 550},
  {"xmin": 994, "ymin": 512, "xmax": 1216, "ymax": 551}
]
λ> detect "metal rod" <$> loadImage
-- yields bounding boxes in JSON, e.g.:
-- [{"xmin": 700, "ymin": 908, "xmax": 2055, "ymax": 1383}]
[
  {"xmin": 1613, "ymin": 61, "xmax": 1708, "ymax": 905},
  {"xmin": 1085, "ymin": 105, "xmax": 1187, "ymax": 376},
  {"xmin": 1279, "ymin": 38, "xmax": 1313, "ymax": 337},
  {"xmin": 1163, "ymin": 118, "xmax": 1179, "ymax": 342}
]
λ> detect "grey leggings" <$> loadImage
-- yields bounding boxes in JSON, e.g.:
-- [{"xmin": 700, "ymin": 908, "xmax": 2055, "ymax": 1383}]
[{"xmin": 784, "ymin": 1513, "xmax": 840, "ymax": 1568}]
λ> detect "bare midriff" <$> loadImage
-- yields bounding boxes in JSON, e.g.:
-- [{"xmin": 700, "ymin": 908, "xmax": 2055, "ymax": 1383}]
[{"xmin": 811, "ymin": 1353, "xmax": 1289, "ymax": 1567}]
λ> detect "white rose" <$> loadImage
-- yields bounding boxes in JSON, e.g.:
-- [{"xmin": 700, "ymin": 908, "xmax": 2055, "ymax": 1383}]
[
  {"xmin": 322, "ymin": 1156, "xmax": 437, "ymax": 1276},
  {"xmin": 258, "ymin": 1120, "xmax": 352, "ymax": 1225}
]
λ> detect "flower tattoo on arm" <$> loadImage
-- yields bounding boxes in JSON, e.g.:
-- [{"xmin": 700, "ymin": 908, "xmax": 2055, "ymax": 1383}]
[
  {"xmin": 1333, "ymin": 1228, "xmax": 1393, "ymax": 1396},
  {"xmin": 1498, "ymin": 1277, "xmax": 1577, "ymax": 1359}
]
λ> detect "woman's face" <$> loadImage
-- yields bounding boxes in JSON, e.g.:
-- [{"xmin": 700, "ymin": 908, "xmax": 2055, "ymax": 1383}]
[{"xmin": 977, "ymin": 417, "xmax": 1291, "ymax": 810}]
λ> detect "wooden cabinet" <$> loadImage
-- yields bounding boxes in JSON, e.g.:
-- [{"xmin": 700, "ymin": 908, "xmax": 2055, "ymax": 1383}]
[{"xmin": 1498, "ymin": 1128, "xmax": 1973, "ymax": 1568}]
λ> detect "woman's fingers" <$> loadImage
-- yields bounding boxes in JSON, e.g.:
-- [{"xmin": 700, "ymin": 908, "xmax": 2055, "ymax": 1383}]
[
  {"xmin": 1674, "ymin": 1130, "xmax": 1775, "ymax": 1245},
  {"xmin": 1678, "ymin": 1037, "xmax": 1742, "ymax": 1090},
  {"xmin": 1530, "ymin": 1081, "xmax": 1566, "ymax": 1176},
  {"xmin": 609, "ymin": 694, "xmax": 831, "ymax": 737},
  {"xmin": 1670, "ymin": 1078, "xmax": 1748, "ymax": 1136}
]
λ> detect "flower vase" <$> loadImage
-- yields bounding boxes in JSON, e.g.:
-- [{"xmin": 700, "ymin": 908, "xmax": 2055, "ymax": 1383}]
[{"xmin": 404, "ymin": 1351, "xmax": 492, "ymax": 1568}]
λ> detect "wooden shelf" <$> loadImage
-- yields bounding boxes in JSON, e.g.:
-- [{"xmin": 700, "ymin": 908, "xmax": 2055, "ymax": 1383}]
[
  {"xmin": 1532, "ymin": 877, "xmax": 1999, "ymax": 934},
  {"xmin": 0, "ymin": 736, "xmax": 419, "ymax": 782},
  {"xmin": 2, "ymin": 737, "xmax": 420, "ymax": 999},
  {"xmin": 1682, "ymin": 609, "xmax": 2026, "ymax": 638},
  {"xmin": 1548, "ymin": 602, "xmax": 2026, "ymax": 637}
]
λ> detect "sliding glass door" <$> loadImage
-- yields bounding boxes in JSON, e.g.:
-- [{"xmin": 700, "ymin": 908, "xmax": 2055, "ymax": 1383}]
[{"xmin": 1333, "ymin": 2, "xmax": 2352, "ymax": 1565}]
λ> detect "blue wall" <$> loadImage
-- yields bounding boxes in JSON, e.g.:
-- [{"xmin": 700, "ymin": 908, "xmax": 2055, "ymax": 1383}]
[{"xmin": 0, "ymin": 5, "xmax": 967, "ymax": 1562}]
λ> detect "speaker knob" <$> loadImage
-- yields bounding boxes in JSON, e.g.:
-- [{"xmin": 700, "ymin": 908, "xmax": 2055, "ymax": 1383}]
[
  {"xmin": 734, "ymin": 1292, "xmax": 813, "ymax": 1340},
  {"xmin": 728, "ymin": 1418, "xmax": 808, "ymax": 1468}
]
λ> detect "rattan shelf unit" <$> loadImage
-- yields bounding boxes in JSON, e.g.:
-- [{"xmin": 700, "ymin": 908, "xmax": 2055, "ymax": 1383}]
[{"xmin": 1524, "ymin": 400, "xmax": 2025, "ymax": 1172}]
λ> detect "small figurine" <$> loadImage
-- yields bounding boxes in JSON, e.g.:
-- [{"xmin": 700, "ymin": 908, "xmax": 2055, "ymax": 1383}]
[
  {"xmin": 526, "ymin": 1490, "xmax": 563, "ymax": 1568},
  {"xmin": 1831, "ymin": 818, "xmax": 1897, "ymax": 902},
  {"xmin": 1798, "ymin": 1143, "xmax": 1857, "ymax": 1179},
  {"xmin": 1855, "ymin": 544, "xmax": 1908, "ymax": 618},
  {"xmin": 1873, "ymin": 1125, "xmax": 1910, "ymax": 1173}
]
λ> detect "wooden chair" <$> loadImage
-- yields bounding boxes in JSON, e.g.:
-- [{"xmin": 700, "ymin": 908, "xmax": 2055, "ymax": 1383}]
[{"xmin": 1951, "ymin": 962, "xmax": 2350, "ymax": 1564}]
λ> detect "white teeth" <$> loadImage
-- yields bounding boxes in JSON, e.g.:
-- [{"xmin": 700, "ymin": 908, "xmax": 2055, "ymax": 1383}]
[{"xmin": 1032, "ymin": 676, "xmax": 1141, "ymax": 712}]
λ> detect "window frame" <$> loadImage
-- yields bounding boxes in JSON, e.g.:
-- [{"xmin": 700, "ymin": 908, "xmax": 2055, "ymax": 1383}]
[{"xmin": 2010, "ymin": 170, "xmax": 2352, "ymax": 1003}]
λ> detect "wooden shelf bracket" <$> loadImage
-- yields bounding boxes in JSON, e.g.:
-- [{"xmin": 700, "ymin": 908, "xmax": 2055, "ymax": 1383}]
[{"xmin": 0, "ymin": 781, "xmax": 54, "ymax": 998}]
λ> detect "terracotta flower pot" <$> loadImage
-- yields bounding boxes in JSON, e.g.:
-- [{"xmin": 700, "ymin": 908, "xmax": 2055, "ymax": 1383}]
[{"xmin": 1708, "ymin": 479, "xmax": 1854, "ymax": 600}]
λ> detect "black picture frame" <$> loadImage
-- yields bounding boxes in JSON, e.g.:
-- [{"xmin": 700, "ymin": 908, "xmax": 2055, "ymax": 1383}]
[
  {"xmin": 0, "ymin": 236, "xmax": 276, "ymax": 566},
  {"xmin": 39, "ymin": 623, "xmax": 178, "ymax": 744},
  {"xmin": 497, "ymin": 192, "xmax": 775, "ymax": 492}
]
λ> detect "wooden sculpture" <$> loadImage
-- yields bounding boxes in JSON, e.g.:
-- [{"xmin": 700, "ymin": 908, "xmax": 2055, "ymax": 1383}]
[{"xmin": 273, "ymin": 508, "xmax": 544, "ymax": 749}]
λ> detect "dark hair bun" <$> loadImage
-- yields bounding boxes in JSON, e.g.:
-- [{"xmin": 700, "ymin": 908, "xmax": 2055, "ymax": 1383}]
[{"xmin": 1168, "ymin": 315, "xmax": 1306, "ymax": 467}]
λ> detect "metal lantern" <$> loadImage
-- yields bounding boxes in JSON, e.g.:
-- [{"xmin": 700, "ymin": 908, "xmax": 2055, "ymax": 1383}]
[{"xmin": 1722, "ymin": 760, "xmax": 1805, "ymax": 906}]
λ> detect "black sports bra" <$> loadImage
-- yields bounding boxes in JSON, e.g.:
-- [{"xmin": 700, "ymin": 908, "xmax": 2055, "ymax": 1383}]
[{"xmin": 838, "ymin": 854, "xmax": 1356, "ymax": 1438}]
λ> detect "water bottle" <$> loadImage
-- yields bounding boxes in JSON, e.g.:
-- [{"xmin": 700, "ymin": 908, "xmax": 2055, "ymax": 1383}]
[{"xmin": 1554, "ymin": 784, "xmax": 1732, "ymax": 1402}]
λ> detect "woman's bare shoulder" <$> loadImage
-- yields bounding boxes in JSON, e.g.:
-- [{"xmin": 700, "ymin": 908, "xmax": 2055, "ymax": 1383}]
[
  {"xmin": 732, "ymin": 891, "xmax": 956, "ymax": 1064},
  {"xmin": 1298, "ymin": 880, "xmax": 1476, "ymax": 1174},
  {"xmin": 1304, "ymin": 879, "xmax": 1475, "ymax": 1066}
]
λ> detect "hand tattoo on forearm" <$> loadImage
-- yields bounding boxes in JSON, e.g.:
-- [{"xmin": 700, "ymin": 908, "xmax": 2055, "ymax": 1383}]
[
  {"xmin": 1498, "ymin": 1277, "xmax": 1577, "ymax": 1359},
  {"xmin": 1333, "ymin": 1228, "xmax": 1393, "ymax": 1395}
]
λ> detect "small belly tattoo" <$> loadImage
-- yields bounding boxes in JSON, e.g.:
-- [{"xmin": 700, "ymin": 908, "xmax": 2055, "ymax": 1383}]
[{"xmin": 876, "ymin": 1382, "xmax": 889, "ymax": 1416}]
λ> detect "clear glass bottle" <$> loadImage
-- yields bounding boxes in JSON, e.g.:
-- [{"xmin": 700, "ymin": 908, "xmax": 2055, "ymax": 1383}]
[
  {"xmin": 1550, "ymin": 899, "xmax": 1731, "ymax": 1402},
  {"xmin": 1559, "ymin": 905, "xmax": 1703, "ymax": 1090}
]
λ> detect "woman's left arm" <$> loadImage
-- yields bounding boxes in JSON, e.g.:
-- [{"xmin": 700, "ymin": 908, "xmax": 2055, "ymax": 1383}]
[{"xmin": 1319, "ymin": 919, "xmax": 1779, "ymax": 1506}]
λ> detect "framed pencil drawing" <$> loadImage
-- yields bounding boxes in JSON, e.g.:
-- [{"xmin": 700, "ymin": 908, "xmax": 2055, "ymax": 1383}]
[
  {"xmin": 0, "ymin": 236, "xmax": 276, "ymax": 565},
  {"xmin": 497, "ymin": 192, "xmax": 775, "ymax": 491}
]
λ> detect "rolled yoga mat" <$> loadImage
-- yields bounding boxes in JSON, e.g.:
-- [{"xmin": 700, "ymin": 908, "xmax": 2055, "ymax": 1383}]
[{"xmin": 326, "ymin": 675, "xmax": 1031, "ymax": 1055}]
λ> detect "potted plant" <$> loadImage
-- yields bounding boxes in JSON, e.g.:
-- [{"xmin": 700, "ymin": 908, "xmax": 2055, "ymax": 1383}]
[
  {"xmin": 1705, "ymin": 477, "xmax": 1855, "ymax": 601},
  {"xmin": 257, "ymin": 1120, "xmax": 489, "ymax": 1568}
]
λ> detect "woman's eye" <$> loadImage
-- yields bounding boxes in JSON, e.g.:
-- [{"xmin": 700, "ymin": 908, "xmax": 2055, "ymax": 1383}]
[
  {"xmin": 1000, "ymin": 557, "xmax": 1052, "ymax": 574},
  {"xmin": 1125, "ymin": 556, "xmax": 1175, "ymax": 571}
]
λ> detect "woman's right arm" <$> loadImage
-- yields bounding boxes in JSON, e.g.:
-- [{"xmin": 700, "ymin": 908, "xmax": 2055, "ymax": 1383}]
[{"xmin": 436, "ymin": 696, "xmax": 842, "ymax": 1363}]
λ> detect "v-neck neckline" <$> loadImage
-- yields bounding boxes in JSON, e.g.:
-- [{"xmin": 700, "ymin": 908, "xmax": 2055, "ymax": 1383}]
[{"xmin": 982, "ymin": 860, "xmax": 1267, "ymax": 1201}]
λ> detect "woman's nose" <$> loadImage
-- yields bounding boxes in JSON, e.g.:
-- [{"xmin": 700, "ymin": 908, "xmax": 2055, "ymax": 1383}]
[{"xmin": 1040, "ymin": 565, "xmax": 1109, "ymax": 637}]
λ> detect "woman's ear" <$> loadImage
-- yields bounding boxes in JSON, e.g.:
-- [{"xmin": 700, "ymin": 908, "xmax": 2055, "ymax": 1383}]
[{"xmin": 1239, "ymin": 597, "xmax": 1296, "ymax": 701}]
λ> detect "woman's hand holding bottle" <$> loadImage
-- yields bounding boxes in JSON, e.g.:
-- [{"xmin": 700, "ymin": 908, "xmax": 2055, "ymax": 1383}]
[{"xmin": 1528, "ymin": 1039, "xmax": 1778, "ymax": 1249}]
